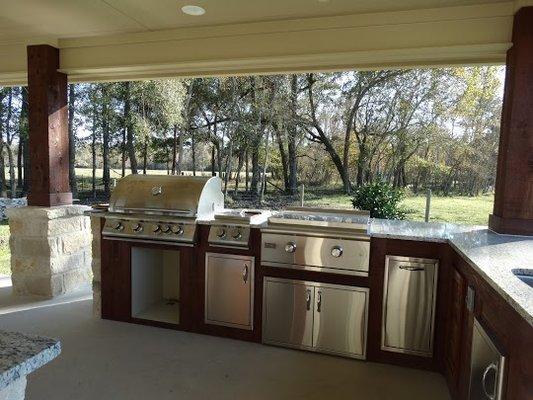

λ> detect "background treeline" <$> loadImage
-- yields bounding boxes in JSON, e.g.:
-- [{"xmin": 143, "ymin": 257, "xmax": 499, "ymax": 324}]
[{"xmin": 0, "ymin": 66, "xmax": 502, "ymax": 203}]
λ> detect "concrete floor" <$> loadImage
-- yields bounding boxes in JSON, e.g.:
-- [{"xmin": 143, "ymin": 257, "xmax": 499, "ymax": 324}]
[{"xmin": 0, "ymin": 278, "xmax": 451, "ymax": 400}]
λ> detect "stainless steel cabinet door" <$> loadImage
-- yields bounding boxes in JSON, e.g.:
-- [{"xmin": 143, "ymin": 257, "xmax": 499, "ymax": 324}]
[
  {"xmin": 313, "ymin": 285, "xmax": 369, "ymax": 359},
  {"xmin": 263, "ymin": 278, "xmax": 314, "ymax": 349},
  {"xmin": 469, "ymin": 319, "xmax": 506, "ymax": 400},
  {"xmin": 205, "ymin": 253, "xmax": 254, "ymax": 330},
  {"xmin": 382, "ymin": 255, "xmax": 438, "ymax": 356}
]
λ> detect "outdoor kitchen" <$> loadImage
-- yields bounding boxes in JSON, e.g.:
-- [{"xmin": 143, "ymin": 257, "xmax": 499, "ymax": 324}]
[
  {"xmin": 0, "ymin": 1, "xmax": 532, "ymax": 400},
  {"xmin": 80, "ymin": 173, "xmax": 531, "ymax": 400}
]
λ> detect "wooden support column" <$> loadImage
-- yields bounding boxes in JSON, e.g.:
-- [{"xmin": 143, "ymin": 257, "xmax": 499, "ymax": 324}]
[
  {"xmin": 489, "ymin": 7, "xmax": 533, "ymax": 236},
  {"xmin": 27, "ymin": 45, "xmax": 72, "ymax": 206}
]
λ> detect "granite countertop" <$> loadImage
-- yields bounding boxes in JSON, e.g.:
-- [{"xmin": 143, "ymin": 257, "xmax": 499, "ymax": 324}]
[
  {"xmin": 369, "ymin": 218, "xmax": 533, "ymax": 327},
  {"xmin": 0, "ymin": 331, "xmax": 61, "ymax": 390}
]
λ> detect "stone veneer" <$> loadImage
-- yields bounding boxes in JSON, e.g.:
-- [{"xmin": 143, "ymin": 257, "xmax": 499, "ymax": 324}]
[
  {"xmin": 7, "ymin": 205, "xmax": 92, "ymax": 298},
  {"xmin": 90, "ymin": 215, "xmax": 102, "ymax": 317}
]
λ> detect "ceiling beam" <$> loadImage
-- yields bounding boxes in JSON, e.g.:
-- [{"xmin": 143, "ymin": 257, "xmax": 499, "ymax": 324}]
[{"xmin": 0, "ymin": 2, "xmax": 520, "ymax": 85}]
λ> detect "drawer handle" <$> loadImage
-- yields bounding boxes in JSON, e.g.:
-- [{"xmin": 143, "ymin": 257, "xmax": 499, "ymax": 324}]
[
  {"xmin": 317, "ymin": 291, "xmax": 322, "ymax": 313},
  {"xmin": 482, "ymin": 362, "xmax": 498, "ymax": 400},
  {"xmin": 399, "ymin": 265, "xmax": 425, "ymax": 272},
  {"xmin": 242, "ymin": 264, "xmax": 249, "ymax": 284},
  {"xmin": 306, "ymin": 289, "xmax": 311, "ymax": 311}
]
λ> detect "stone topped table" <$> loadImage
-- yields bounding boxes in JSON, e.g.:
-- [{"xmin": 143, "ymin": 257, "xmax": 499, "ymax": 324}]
[{"xmin": 0, "ymin": 331, "xmax": 61, "ymax": 400}]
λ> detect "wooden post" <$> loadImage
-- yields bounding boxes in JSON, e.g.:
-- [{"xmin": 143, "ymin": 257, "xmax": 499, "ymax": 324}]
[
  {"xmin": 489, "ymin": 7, "xmax": 533, "ymax": 236},
  {"xmin": 27, "ymin": 45, "xmax": 72, "ymax": 207},
  {"xmin": 425, "ymin": 189, "xmax": 431, "ymax": 223}
]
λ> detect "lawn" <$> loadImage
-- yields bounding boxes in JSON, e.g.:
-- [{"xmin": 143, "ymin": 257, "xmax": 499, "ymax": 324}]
[
  {"xmin": 306, "ymin": 193, "xmax": 494, "ymax": 226},
  {"xmin": 0, "ymin": 224, "xmax": 10, "ymax": 276}
]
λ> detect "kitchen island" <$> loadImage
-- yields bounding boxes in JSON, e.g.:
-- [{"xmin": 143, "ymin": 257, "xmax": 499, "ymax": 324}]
[{"xmin": 0, "ymin": 331, "xmax": 61, "ymax": 400}]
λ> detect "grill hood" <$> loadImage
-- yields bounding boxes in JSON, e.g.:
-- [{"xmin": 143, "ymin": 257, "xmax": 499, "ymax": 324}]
[{"xmin": 108, "ymin": 175, "xmax": 224, "ymax": 219}]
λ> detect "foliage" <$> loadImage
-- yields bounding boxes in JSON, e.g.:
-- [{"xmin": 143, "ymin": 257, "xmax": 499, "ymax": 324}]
[{"xmin": 351, "ymin": 181, "xmax": 406, "ymax": 219}]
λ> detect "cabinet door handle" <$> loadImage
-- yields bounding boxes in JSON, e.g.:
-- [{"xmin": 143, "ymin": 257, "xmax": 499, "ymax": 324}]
[
  {"xmin": 317, "ymin": 291, "xmax": 322, "ymax": 313},
  {"xmin": 306, "ymin": 289, "xmax": 311, "ymax": 311},
  {"xmin": 482, "ymin": 362, "xmax": 498, "ymax": 400},
  {"xmin": 242, "ymin": 264, "xmax": 249, "ymax": 284},
  {"xmin": 399, "ymin": 265, "xmax": 425, "ymax": 272}
]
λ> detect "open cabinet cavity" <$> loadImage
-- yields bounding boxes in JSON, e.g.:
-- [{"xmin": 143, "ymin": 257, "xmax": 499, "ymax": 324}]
[{"xmin": 131, "ymin": 247, "xmax": 180, "ymax": 325}]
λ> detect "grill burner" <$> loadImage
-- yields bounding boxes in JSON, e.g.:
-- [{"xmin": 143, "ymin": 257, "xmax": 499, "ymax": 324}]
[
  {"xmin": 208, "ymin": 209, "xmax": 271, "ymax": 249},
  {"xmin": 102, "ymin": 175, "xmax": 224, "ymax": 245}
]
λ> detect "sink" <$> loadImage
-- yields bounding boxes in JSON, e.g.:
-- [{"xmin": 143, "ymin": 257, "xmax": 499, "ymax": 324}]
[{"xmin": 512, "ymin": 269, "xmax": 533, "ymax": 288}]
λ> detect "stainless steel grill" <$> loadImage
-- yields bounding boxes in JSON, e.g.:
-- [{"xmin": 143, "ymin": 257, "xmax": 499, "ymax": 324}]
[
  {"xmin": 102, "ymin": 175, "xmax": 224, "ymax": 245},
  {"xmin": 261, "ymin": 207, "xmax": 371, "ymax": 276}
]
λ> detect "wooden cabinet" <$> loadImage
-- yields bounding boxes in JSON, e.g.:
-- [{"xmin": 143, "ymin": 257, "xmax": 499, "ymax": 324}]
[{"xmin": 444, "ymin": 265, "xmax": 467, "ymax": 398}]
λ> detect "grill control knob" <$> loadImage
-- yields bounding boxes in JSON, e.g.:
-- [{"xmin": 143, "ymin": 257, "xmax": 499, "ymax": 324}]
[
  {"xmin": 216, "ymin": 228, "xmax": 226, "ymax": 239},
  {"xmin": 162, "ymin": 225, "xmax": 172, "ymax": 234},
  {"xmin": 132, "ymin": 223, "xmax": 143, "ymax": 233},
  {"xmin": 152, "ymin": 224, "xmax": 162, "ymax": 234},
  {"xmin": 331, "ymin": 245, "xmax": 343, "ymax": 258},
  {"xmin": 114, "ymin": 222, "xmax": 124, "ymax": 231},
  {"xmin": 172, "ymin": 225, "xmax": 184, "ymax": 235},
  {"xmin": 285, "ymin": 242, "xmax": 297, "ymax": 253},
  {"xmin": 231, "ymin": 228, "xmax": 242, "ymax": 240}
]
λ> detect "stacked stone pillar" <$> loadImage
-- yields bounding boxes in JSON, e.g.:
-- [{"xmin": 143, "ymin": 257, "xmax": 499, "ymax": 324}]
[
  {"xmin": 7, "ymin": 206, "xmax": 91, "ymax": 297},
  {"xmin": 90, "ymin": 216, "xmax": 102, "ymax": 316}
]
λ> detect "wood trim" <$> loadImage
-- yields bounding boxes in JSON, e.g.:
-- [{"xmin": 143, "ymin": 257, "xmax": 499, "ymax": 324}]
[
  {"xmin": 27, "ymin": 44, "xmax": 72, "ymax": 207},
  {"xmin": 490, "ymin": 6, "xmax": 533, "ymax": 235},
  {"xmin": 488, "ymin": 214, "xmax": 533, "ymax": 236}
]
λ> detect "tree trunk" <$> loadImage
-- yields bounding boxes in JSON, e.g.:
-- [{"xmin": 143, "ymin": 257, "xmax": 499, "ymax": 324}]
[
  {"xmin": 18, "ymin": 87, "xmax": 28, "ymax": 191},
  {"xmin": 17, "ymin": 139, "xmax": 23, "ymax": 190},
  {"xmin": 102, "ymin": 107, "xmax": 110, "ymax": 197},
  {"xmin": 234, "ymin": 151, "xmax": 244, "ymax": 192},
  {"xmin": 6, "ymin": 147, "xmax": 15, "ymax": 199},
  {"xmin": 121, "ymin": 124, "xmax": 126, "ymax": 177},
  {"xmin": 142, "ymin": 139, "xmax": 148, "ymax": 174},
  {"xmin": 245, "ymin": 149, "xmax": 249, "ymax": 192},
  {"xmin": 124, "ymin": 82, "xmax": 138, "ymax": 174},
  {"xmin": 176, "ymin": 132, "xmax": 184, "ymax": 175},
  {"xmin": 91, "ymin": 109, "xmax": 97, "ymax": 200},
  {"xmin": 259, "ymin": 131, "xmax": 271, "ymax": 203},
  {"xmin": 171, "ymin": 125, "xmax": 178, "ymax": 175},
  {"xmin": 287, "ymin": 75, "xmax": 299, "ymax": 195},
  {"xmin": 68, "ymin": 84, "xmax": 77, "ymax": 197},
  {"xmin": 191, "ymin": 133, "xmax": 197, "ymax": 176},
  {"xmin": 273, "ymin": 124, "xmax": 289, "ymax": 191},
  {"xmin": 211, "ymin": 145, "xmax": 216, "ymax": 176}
]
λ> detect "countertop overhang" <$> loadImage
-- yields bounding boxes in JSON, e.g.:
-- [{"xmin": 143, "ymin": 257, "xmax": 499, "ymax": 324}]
[{"xmin": 0, "ymin": 330, "xmax": 61, "ymax": 390}]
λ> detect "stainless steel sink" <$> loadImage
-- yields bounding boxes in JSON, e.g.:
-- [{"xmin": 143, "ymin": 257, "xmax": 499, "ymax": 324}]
[{"xmin": 512, "ymin": 269, "xmax": 533, "ymax": 288}]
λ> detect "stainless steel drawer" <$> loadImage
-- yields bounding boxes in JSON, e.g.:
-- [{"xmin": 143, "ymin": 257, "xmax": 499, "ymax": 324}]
[
  {"xmin": 261, "ymin": 233, "xmax": 369, "ymax": 276},
  {"xmin": 382, "ymin": 255, "xmax": 439, "ymax": 357}
]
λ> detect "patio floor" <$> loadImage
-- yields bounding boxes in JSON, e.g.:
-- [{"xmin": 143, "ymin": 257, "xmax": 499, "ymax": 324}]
[{"xmin": 0, "ymin": 278, "xmax": 451, "ymax": 400}]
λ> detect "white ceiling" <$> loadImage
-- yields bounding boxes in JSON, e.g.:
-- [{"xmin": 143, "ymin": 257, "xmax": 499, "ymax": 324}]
[{"xmin": 0, "ymin": 0, "xmax": 510, "ymax": 43}]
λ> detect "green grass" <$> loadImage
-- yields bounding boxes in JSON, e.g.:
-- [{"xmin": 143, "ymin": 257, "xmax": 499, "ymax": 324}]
[
  {"xmin": 0, "ymin": 224, "xmax": 10, "ymax": 276},
  {"xmin": 306, "ymin": 193, "xmax": 494, "ymax": 226}
]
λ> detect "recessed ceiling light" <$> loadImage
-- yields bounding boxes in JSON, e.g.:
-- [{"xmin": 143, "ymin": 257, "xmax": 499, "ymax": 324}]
[{"xmin": 181, "ymin": 5, "xmax": 206, "ymax": 16}]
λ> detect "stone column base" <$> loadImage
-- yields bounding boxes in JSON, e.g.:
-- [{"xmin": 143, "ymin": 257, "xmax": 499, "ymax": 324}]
[
  {"xmin": 90, "ymin": 215, "xmax": 102, "ymax": 317},
  {"xmin": 0, "ymin": 376, "xmax": 27, "ymax": 400},
  {"xmin": 7, "ymin": 205, "xmax": 92, "ymax": 298}
]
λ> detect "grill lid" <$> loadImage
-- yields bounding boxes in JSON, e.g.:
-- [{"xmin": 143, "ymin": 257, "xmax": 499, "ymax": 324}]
[{"xmin": 108, "ymin": 175, "xmax": 224, "ymax": 218}]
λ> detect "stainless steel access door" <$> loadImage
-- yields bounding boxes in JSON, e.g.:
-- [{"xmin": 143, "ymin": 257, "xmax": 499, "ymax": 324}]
[
  {"xmin": 469, "ymin": 318, "xmax": 506, "ymax": 400},
  {"xmin": 205, "ymin": 253, "xmax": 254, "ymax": 330},
  {"xmin": 382, "ymin": 255, "xmax": 439, "ymax": 357},
  {"xmin": 262, "ymin": 278, "xmax": 314, "ymax": 349},
  {"xmin": 313, "ymin": 285, "xmax": 369, "ymax": 359}
]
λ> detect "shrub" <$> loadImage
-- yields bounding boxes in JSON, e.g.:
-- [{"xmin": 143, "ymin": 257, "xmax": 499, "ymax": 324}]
[{"xmin": 352, "ymin": 181, "xmax": 406, "ymax": 220}]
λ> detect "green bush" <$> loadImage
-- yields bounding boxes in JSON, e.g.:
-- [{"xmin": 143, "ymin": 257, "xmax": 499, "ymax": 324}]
[{"xmin": 352, "ymin": 181, "xmax": 406, "ymax": 220}]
